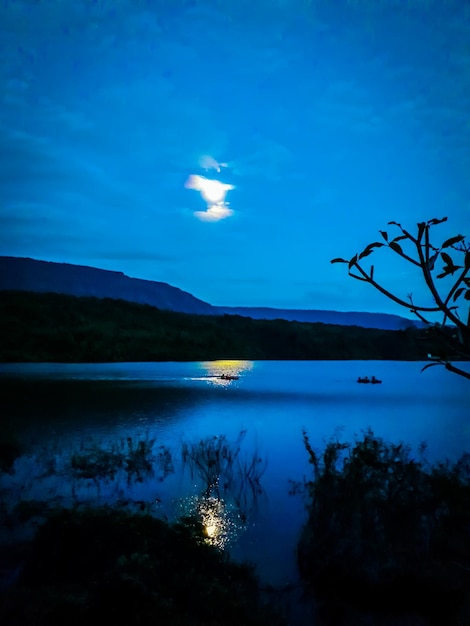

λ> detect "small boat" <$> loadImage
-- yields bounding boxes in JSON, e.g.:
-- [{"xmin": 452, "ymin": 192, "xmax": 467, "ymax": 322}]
[
  {"xmin": 357, "ymin": 376, "xmax": 382, "ymax": 384},
  {"xmin": 219, "ymin": 374, "xmax": 239, "ymax": 380}
]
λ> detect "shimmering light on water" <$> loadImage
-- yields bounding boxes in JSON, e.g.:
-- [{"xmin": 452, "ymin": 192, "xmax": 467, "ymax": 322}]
[
  {"xmin": 199, "ymin": 360, "xmax": 254, "ymax": 387},
  {"xmin": 177, "ymin": 494, "xmax": 244, "ymax": 550},
  {"xmin": 1, "ymin": 360, "xmax": 468, "ymax": 585}
]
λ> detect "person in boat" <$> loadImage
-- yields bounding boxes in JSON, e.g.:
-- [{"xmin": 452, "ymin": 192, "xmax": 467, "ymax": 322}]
[
  {"xmin": 357, "ymin": 376, "xmax": 370, "ymax": 383},
  {"xmin": 371, "ymin": 375, "xmax": 377, "ymax": 383}
]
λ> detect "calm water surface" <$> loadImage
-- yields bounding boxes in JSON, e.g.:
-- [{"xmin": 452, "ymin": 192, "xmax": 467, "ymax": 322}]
[{"xmin": 1, "ymin": 360, "xmax": 469, "ymax": 586}]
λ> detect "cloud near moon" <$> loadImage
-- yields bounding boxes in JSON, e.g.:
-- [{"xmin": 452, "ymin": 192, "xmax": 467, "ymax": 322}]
[
  {"xmin": 194, "ymin": 204, "xmax": 234, "ymax": 222},
  {"xmin": 185, "ymin": 173, "xmax": 235, "ymax": 222}
]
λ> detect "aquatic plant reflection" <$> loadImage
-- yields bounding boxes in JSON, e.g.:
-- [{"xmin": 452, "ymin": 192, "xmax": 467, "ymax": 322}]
[
  {"xmin": 180, "ymin": 431, "xmax": 266, "ymax": 549},
  {"xmin": 182, "ymin": 432, "xmax": 266, "ymax": 513}
]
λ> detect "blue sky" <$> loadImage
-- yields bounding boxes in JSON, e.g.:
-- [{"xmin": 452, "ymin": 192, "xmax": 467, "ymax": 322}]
[{"xmin": 1, "ymin": 0, "xmax": 469, "ymax": 316}]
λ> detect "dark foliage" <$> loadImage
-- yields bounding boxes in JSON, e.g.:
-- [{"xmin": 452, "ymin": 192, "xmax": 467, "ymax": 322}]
[
  {"xmin": 1, "ymin": 507, "xmax": 285, "ymax": 626},
  {"xmin": 298, "ymin": 429, "xmax": 470, "ymax": 625},
  {"xmin": 0, "ymin": 290, "xmax": 449, "ymax": 362},
  {"xmin": 0, "ymin": 430, "xmax": 23, "ymax": 474}
]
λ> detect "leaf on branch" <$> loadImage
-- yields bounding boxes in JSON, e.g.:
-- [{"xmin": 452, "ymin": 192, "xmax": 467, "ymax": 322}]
[
  {"xmin": 417, "ymin": 222, "xmax": 426, "ymax": 239},
  {"xmin": 389, "ymin": 241, "xmax": 403, "ymax": 255},
  {"xmin": 370, "ymin": 265, "xmax": 374, "ymax": 280},
  {"xmin": 379, "ymin": 230, "xmax": 388, "ymax": 242},
  {"xmin": 441, "ymin": 251, "xmax": 454, "ymax": 266},
  {"xmin": 391, "ymin": 235, "xmax": 408, "ymax": 243},
  {"xmin": 348, "ymin": 254, "xmax": 358, "ymax": 269},
  {"xmin": 437, "ymin": 265, "xmax": 462, "ymax": 279},
  {"xmin": 453, "ymin": 287, "xmax": 465, "ymax": 302},
  {"xmin": 427, "ymin": 252, "xmax": 439, "ymax": 271},
  {"xmin": 388, "ymin": 221, "xmax": 402, "ymax": 227},
  {"xmin": 427, "ymin": 217, "xmax": 448, "ymax": 225},
  {"xmin": 358, "ymin": 242, "xmax": 384, "ymax": 260},
  {"xmin": 438, "ymin": 251, "xmax": 463, "ymax": 277},
  {"xmin": 465, "ymin": 290, "xmax": 470, "ymax": 301},
  {"xmin": 331, "ymin": 258, "xmax": 348, "ymax": 264},
  {"xmin": 442, "ymin": 234, "xmax": 465, "ymax": 248},
  {"xmin": 464, "ymin": 278, "xmax": 470, "ymax": 287}
]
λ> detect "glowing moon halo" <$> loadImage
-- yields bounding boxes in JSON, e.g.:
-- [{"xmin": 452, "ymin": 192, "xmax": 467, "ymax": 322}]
[{"xmin": 185, "ymin": 174, "xmax": 235, "ymax": 222}]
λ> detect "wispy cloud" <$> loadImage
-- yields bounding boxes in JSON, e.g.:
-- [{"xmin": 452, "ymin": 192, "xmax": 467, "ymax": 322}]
[{"xmin": 194, "ymin": 205, "xmax": 234, "ymax": 222}]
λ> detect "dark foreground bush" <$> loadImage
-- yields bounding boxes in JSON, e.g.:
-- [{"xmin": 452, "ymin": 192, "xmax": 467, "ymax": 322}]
[
  {"xmin": 0, "ymin": 437, "xmax": 22, "ymax": 474},
  {"xmin": 298, "ymin": 429, "xmax": 470, "ymax": 625},
  {"xmin": 0, "ymin": 507, "xmax": 285, "ymax": 626}
]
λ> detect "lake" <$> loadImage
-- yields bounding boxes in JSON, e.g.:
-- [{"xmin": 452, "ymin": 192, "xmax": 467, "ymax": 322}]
[{"xmin": 1, "ymin": 359, "xmax": 469, "ymax": 588}]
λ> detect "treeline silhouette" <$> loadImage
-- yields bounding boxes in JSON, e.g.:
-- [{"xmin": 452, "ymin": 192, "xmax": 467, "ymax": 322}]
[{"xmin": 0, "ymin": 290, "xmax": 447, "ymax": 362}]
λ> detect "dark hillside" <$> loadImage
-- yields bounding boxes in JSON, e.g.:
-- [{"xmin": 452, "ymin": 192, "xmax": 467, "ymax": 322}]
[
  {"xmin": 0, "ymin": 256, "xmax": 214, "ymax": 315},
  {"xmin": 0, "ymin": 291, "xmax": 444, "ymax": 363},
  {"xmin": 0, "ymin": 256, "xmax": 422, "ymax": 330}
]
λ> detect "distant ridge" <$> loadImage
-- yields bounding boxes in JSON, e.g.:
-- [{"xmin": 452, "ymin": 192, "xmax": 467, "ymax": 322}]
[
  {"xmin": 0, "ymin": 256, "xmax": 214, "ymax": 315},
  {"xmin": 0, "ymin": 256, "xmax": 420, "ymax": 331},
  {"xmin": 216, "ymin": 307, "xmax": 419, "ymax": 331}
]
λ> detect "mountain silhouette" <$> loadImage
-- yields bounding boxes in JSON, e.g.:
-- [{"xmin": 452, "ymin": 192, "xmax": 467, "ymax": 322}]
[{"xmin": 0, "ymin": 256, "xmax": 420, "ymax": 330}]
